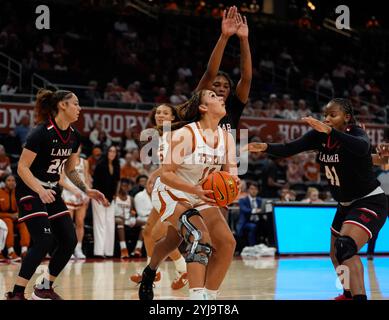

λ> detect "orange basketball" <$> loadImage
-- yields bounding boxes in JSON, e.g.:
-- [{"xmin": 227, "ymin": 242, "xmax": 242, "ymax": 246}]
[{"xmin": 202, "ymin": 171, "xmax": 239, "ymax": 207}]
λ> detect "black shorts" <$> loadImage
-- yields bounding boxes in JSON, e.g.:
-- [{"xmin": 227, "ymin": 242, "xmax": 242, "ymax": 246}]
[
  {"xmin": 16, "ymin": 182, "xmax": 69, "ymax": 223},
  {"xmin": 331, "ymin": 193, "xmax": 388, "ymax": 240}
]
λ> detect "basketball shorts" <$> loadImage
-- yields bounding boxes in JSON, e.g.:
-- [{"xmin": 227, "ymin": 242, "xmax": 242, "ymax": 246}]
[
  {"xmin": 62, "ymin": 189, "xmax": 88, "ymax": 210},
  {"xmin": 16, "ymin": 182, "xmax": 70, "ymax": 223},
  {"xmin": 331, "ymin": 193, "xmax": 388, "ymax": 240},
  {"xmin": 151, "ymin": 177, "xmax": 215, "ymax": 221}
]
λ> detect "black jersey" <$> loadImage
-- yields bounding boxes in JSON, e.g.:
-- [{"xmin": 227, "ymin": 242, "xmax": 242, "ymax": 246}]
[
  {"xmin": 23, "ymin": 118, "xmax": 81, "ymax": 184},
  {"xmin": 266, "ymin": 125, "xmax": 379, "ymax": 202},
  {"xmin": 219, "ymin": 94, "xmax": 246, "ymax": 132}
]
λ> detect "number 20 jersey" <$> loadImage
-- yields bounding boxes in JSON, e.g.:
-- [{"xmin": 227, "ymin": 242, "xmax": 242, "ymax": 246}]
[{"xmin": 22, "ymin": 118, "xmax": 81, "ymax": 184}]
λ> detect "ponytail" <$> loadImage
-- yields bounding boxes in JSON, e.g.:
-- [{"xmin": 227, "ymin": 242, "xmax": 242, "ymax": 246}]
[{"xmin": 34, "ymin": 88, "xmax": 73, "ymax": 124}]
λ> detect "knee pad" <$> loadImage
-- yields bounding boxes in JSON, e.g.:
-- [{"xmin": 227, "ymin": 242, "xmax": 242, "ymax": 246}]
[
  {"xmin": 178, "ymin": 209, "xmax": 212, "ymax": 266},
  {"xmin": 334, "ymin": 236, "xmax": 358, "ymax": 264}
]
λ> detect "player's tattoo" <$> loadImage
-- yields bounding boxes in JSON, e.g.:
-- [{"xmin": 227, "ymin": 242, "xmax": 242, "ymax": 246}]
[{"xmin": 67, "ymin": 169, "xmax": 88, "ymax": 193}]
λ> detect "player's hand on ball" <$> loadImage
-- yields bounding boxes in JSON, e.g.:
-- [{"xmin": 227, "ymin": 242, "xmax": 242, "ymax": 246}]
[
  {"xmin": 232, "ymin": 175, "xmax": 241, "ymax": 192},
  {"xmin": 193, "ymin": 185, "xmax": 216, "ymax": 205},
  {"xmin": 39, "ymin": 188, "xmax": 56, "ymax": 204},
  {"xmin": 242, "ymin": 142, "xmax": 268, "ymax": 153}
]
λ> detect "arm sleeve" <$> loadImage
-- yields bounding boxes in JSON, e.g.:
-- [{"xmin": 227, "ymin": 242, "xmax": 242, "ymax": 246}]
[
  {"xmin": 330, "ymin": 127, "xmax": 370, "ymax": 156},
  {"xmin": 24, "ymin": 126, "xmax": 45, "ymax": 154},
  {"xmin": 266, "ymin": 130, "xmax": 321, "ymax": 158}
]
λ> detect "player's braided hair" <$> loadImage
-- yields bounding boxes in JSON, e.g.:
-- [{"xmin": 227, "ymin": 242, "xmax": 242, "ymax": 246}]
[
  {"xmin": 329, "ymin": 98, "xmax": 357, "ymax": 124},
  {"xmin": 34, "ymin": 88, "xmax": 73, "ymax": 124}
]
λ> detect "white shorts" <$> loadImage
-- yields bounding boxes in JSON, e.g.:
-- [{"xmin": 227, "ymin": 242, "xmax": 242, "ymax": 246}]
[
  {"xmin": 152, "ymin": 177, "xmax": 215, "ymax": 221},
  {"xmin": 62, "ymin": 189, "xmax": 88, "ymax": 211}
]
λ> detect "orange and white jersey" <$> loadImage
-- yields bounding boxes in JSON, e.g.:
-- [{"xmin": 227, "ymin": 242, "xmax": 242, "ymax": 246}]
[
  {"xmin": 173, "ymin": 122, "xmax": 226, "ymax": 187},
  {"xmin": 152, "ymin": 122, "xmax": 226, "ymax": 221},
  {"xmin": 157, "ymin": 132, "xmax": 169, "ymax": 164}
]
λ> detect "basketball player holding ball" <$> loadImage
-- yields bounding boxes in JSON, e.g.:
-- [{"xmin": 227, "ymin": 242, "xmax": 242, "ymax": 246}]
[{"xmin": 138, "ymin": 90, "xmax": 240, "ymax": 300}]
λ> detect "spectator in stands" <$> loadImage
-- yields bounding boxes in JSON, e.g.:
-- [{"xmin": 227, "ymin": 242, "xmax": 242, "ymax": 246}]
[
  {"xmin": 1, "ymin": 77, "xmax": 17, "ymax": 94},
  {"xmin": 296, "ymin": 99, "xmax": 312, "ymax": 118},
  {"xmin": 114, "ymin": 178, "xmax": 135, "ymax": 258},
  {"xmin": 84, "ymin": 80, "xmax": 102, "ymax": 102},
  {"xmin": 237, "ymin": 182, "xmax": 262, "ymax": 246},
  {"xmin": 36, "ymin": 35, "xmax": 54, "ymax": 55},
  {"xmin": 120, "ymin": 128, "xmax": 139, "ymax": 155},
  {"xmin": 104, "ymin": 82, "xmax": 121, "ymax": 101},
  {"xmin": 89, "ymin": 120, "xmax": 118, "ymax": 148},
  {"xmin": 92, "ymin": 145, "xmax": 120, "ymax": 258},
  {"xmin": 261, "ymin": 157, "xmax": 288, "ymax": 198},
  {"xmin": 53, "ymin": 56, "xmax": 68, "ymax": 72},
  {"xmin": 154, "ymin": 87, "xmax": 169, "ymax": 104},
  {"xmin": 114, "ymin": 16, "xmax": 129, "ymax": 34},
  {"xmin": 120, "ymin": 151, "xmax": 140, "ymax": 180},
  {"xmin": 132, "ymin": 179, "xmax": 153, "ymax": 257},
  {"xmin": 303, "ymin": 152, "xmax": 321, "ymax": 183},
  {"xmin": 317, "ymin": 73, "xmax": 334, "ymax": 102},
  {"xmin": 14, "ymin": 115, "xmax": 31, "ymax": 146},
  {"xmin": 280, "ymin": 187, "xmax": 296, "ymax": 202},
  {"xmin": 301, "ymin": 187, "xmax": 323, "ymax": 203},
  {"xmin": 170, "ymin": 84, "xmax": 188, "ymax": 104},
  {"xmin": 286, "ymin": 156, "xmax": 303, "ymax": 184},
  {"xmin": 129, "ymin": 174, "xmax": 148, "ymax": 197},
  {"xmin": 0, "ymin": 174, "xmax": 30, "ymax": 261},
  {"xmin": 353, "ymin": 78, "xmax": 368, "ymax": 97},
  {"xmin": 22, "ymin": 50, "xmax": 38, "ymax": 71},
  {"xmin": 87, "ymin": 146, "xmax": 102, "ymax": 176},
  {"xmin": 238, "ymin": 179, "xmax": 248, "ymax": 199},
  {"xmin": 281, "ymin": 99, "xmax": 298, "ymax": 120},
  {"xmin": 0, "ymin": 145, "xmax": 11, "ymax": 182},
  {"xmin": 121, "ymin": 83, "xmax": 143, "ymax": 103}
]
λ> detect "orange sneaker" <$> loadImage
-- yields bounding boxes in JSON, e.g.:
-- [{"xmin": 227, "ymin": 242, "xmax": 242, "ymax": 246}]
[
  {"xmin": 334, "ymin": 294, "xmax": 352, "ymax": 300},
  {"xmin": 130, "ymin": 271, "xmax": 161, "ymax": 284},
  {"xmin": 120, "ymin": 248, "xmax": 130, "ymax": 259},
  {"xmin": 131, "ymin": 248, "xmax": 142, "ymax": 258},
  {"xmin": 8, "ymin": 252, "xmax": 21, "ymax": 262},
  {"xmin": 171, "ymin": 271, "xmax": 188, "ymax": 290}
]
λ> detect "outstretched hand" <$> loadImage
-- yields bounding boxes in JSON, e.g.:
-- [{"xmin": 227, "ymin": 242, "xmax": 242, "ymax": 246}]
[
  {"xmin": 222, "ymin": 6, "xmax": 238, "ymax": 37},
  {"xmin": 241, "ymin": 142, "xmax": 268, "ymax": 153},
  {"xmin": 302, "ymin": 116, "xmax": 332, "ymax": 134},
  {"xmin": 236, "ymin": 13, "xmax": 248, "ymax": 38}
]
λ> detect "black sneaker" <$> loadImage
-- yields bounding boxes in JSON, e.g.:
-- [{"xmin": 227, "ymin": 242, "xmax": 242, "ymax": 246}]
[
  {"xmin": 138, "ymin": 266, "xmax": 156, "ymax": 300},
  {"xmin": 5, "ymin": 292, "xmax": 27, "ymax": 300}
]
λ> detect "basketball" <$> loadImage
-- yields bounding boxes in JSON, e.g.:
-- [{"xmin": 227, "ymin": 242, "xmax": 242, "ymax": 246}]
[{"xmin": 202, "ymin": 171, "xmax": 239, "ymax": 207}]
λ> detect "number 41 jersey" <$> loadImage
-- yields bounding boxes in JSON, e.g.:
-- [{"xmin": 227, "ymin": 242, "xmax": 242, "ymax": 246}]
[{"xmin": 23, "ymin": 118, "xmax": 81, "ymax": 184}]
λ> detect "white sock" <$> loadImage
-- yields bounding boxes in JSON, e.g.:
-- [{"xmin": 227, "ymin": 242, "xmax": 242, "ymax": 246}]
[
  {"xmin": 76, "ymin": 242, "xmax": 82, "ymax": 251},
  {"xmin": 136, "ymin": 240, "xmax": 143, "ymax": 249},
  {"xmin": 21, "ymin": 246, "xmax": 28, "ymax": 253},
  {"xmin": 189, "ymin": 288, "xmax": 207, "ymax": 300},
  {"xmin": 173, "ymin": 256, "xmax": 187, "ymax": 273},
  {"xmin": 120, "ymin": 241, "xmax": 127, "ymax": 250},
  {"xmin": 206, "ymin": 289, "xmax": 219, "ymax": 300},
  {"xmin": 8, "ymin": 247, "xmax": 14, "ymax": 254},
  {"xmin": 147, "ymin": 256, "xmax": 151, "ymax": 265}
]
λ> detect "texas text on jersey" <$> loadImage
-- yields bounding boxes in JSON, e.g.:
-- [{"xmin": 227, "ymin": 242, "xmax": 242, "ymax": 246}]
[
  {"xmin": 266, "ymin": 125, "xmax": 379, "ymax": 202},
  {"xmin": 22, "ymin": 117, "xmax": 81, "ymax": 184}
]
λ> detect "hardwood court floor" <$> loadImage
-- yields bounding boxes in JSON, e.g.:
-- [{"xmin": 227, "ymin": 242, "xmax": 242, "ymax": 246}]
[{"xmin": 1, "ymin": 256, "xmax": 389, "ymax": 300}]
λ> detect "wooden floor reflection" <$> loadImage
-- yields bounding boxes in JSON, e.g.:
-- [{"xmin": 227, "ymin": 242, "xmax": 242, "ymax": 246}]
[{"xmin": 1, "ymin": 256, "xmax": 389, "ymax": 300}]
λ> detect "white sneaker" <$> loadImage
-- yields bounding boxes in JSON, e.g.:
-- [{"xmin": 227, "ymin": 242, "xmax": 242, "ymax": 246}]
[{"xmin": 74, "ymin": 249, "xmax": 86, "ymax": 259}]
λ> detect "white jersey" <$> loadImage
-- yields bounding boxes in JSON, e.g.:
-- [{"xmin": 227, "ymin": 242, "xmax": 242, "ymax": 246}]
[
  {"xmin": 152, "ymin": 122, "xmax": 226, "ymax": 221},
  {"xmin": 158, "ymin": 132, "xmax": 169, "ymax": 164},
  {"xmin": 114, "ymin": 196, "xmax": 132, "ymax": 222},
  {"xmin": 173, "ymin": 122, "xmax": 226, "ymax": 187},
  {"xmin": 62, "ymin": 158, "xmax": 88, "ymax": 209}
]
